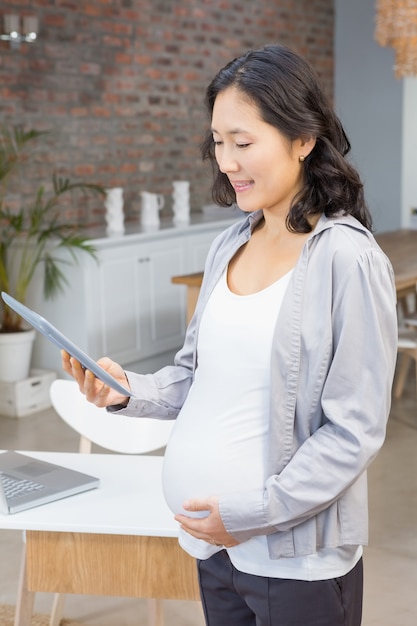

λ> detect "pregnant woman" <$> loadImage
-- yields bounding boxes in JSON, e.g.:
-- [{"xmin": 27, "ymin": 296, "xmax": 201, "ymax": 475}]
[{"xmin": 63, "ymin": 44, "xmax": 398, "ymax": 626}]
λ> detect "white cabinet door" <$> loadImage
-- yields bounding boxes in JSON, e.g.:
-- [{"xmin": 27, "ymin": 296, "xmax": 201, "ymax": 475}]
[
  {"xmin": 89, "ymin": 236, "xmax": 186, "ymax": 366},
  {"xmin": 136, "ymin": 237, "xmax": 186, "ymax": 360},
  {"xmin": 89, "ymin": 248, "xmax": 141, "ymax": 364},
  {"xmin": 185, "ymin": 230, "xmax": 221, "ymax": 273}
]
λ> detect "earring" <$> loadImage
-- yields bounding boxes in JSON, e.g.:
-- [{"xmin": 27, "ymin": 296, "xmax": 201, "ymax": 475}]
[{"xmin": 299, "ymin": 155, "xmax": 305, "ymax": 162}]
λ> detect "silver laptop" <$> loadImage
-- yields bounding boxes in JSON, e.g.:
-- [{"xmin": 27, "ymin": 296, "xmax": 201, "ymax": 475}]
[{"xmin": 0, "ymin": 451, "xmax": 100, "ymax": 514}]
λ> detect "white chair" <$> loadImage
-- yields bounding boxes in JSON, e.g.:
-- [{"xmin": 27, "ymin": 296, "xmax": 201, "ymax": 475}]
[
  {"xmin": 15, "ymin": 378, "xmax": 176, "ymax": 626},
  {"xmin": 49, "ymin": 378, "xmax": 175, "ymax": 456},
  {"xmin": 394, "ymin": 328, "xmax": 417, "ymax": 399}
]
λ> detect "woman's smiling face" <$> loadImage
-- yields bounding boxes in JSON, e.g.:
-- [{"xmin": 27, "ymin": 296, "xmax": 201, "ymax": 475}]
[{"xmin": 211, "ymin": 86, "xmax": 312, "ymax": 217}]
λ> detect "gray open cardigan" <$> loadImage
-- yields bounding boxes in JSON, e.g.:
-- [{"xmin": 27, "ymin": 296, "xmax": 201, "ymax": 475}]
[{"xmin": 115, "ymin": 211, "xmax": 398, "ymax": 558}]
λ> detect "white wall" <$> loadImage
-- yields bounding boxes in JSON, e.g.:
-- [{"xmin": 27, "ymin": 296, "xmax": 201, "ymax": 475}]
[
  {"xmin": 334, "ymin": 0, "xmax": 405, "ymax": 232},
  {"xmin": 402, "ymin": 78, "xmax": 417, "ymax": 228}
]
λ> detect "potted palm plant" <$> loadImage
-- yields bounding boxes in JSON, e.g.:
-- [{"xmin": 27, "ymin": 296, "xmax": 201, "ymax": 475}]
[{"xmin": 0, "ymin": 126, "xmax": 105, "ymax": 381}]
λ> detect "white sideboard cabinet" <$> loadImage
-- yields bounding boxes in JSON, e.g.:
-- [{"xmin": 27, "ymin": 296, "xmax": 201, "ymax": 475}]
[{"xmin": 28, "ymin": 215, "xmax": 239, "ymax": 375}]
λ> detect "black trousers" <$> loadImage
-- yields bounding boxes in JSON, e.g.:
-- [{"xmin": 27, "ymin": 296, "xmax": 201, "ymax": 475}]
[{"xmin": 197, "ymin": 550, "xmax": 363, "ymax": 626}]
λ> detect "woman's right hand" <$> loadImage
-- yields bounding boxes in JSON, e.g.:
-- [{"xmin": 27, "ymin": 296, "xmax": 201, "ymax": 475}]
[{"xmin": 61, "ymin": 350, "xmax": 130, "ymax": 408}]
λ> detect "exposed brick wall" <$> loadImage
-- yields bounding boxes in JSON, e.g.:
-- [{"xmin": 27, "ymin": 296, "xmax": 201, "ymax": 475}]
[{"xmin": 0, "ymin": 0, "xmax": 334, "ymax": 227}]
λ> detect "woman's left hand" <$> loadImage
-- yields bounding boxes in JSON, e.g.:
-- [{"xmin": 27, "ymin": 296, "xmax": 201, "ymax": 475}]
[{"xmin": 174, "ymin": 496, "xmax": 239, "ymax": 548}]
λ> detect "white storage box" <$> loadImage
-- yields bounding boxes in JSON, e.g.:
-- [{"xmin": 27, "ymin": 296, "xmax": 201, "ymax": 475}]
[{"xmin": 0, "ymin": 369, "xmax": 57, "ymax": 417}]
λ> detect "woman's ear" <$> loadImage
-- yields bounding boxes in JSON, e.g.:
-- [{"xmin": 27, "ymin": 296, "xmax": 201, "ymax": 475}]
[{"xmin": 297, "ymin": 136, "xmax": 316, "ymax": 160}]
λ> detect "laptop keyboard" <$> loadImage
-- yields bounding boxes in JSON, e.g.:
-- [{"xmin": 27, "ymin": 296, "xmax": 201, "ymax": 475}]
[{"xmin": 1, "ymin": 472, "xmax": 44, "ymax": 500}]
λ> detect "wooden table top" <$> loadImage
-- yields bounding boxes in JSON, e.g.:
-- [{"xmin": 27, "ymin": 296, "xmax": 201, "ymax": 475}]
[
  {"xmin": 171, "ymin": 272, "xmax": 203, "ymax": 288},
  {"xmin": 375, "ymin": 229, "xmax": 417, "ymax": 294},
  {"xmin": 172, "ymin": 229, "xmax": 417, "ymax": 295}
]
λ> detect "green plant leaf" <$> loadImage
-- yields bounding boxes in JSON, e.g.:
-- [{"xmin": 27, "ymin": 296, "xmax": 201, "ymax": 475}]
[{"xmin": 0, "ymin": 125, "xmax": 105, "ymax": 332}]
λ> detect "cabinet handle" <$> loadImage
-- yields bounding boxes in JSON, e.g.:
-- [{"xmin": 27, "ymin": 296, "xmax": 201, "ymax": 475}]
[{"xmin": 138, "ymin": 257, "xmax": 150, "ymax": 263}]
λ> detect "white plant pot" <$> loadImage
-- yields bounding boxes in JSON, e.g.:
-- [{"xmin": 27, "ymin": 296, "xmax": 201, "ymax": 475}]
[{"xmin": 0, "ymin": 329, "xmax": 36, "ymax": 382}]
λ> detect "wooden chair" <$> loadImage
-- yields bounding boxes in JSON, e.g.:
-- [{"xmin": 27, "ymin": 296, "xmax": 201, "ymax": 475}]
[
  {"xmin": 394, "ymin": 328, "xmax": 417, "ymax": 399},
  {"xmin": 15, "ymin": 378, "xmax": 176, "ymax": 626},
  {"xmin": 403, "ymin": 312, "xmax": 417, "ymax": 329}
]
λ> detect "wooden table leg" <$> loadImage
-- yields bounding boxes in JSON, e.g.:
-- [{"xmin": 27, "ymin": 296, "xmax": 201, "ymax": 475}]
[
  {"xmin": 14, "ymin": 542, "xmax": 35, "ymax": 626},
  {"xmin": 185, "ymin": 286, "xmax": 200, "ymax": 324},
  {"xmin": 49, "ymin": 593, "xmax": 66, "ymax": 626},
  {"xmin": 146, "ymin": 598, "xmax": 164, "ymax": 626}
]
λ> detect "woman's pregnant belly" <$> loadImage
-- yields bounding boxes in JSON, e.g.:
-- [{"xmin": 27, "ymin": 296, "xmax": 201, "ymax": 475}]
[{"xmin": 162, "ymin": 376, "xmax": 268, "ymax": 518}]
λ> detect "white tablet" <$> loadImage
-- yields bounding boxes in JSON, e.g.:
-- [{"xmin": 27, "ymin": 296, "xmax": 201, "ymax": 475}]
[{"xmin": 1, "ymin": 292, "xmax": 132, "ymax": 397}]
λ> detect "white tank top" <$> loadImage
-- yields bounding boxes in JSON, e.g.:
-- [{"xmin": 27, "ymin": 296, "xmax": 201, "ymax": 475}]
[{"xmin": 162, "ymin": 268, "xmax": 361, "ymax": 580}]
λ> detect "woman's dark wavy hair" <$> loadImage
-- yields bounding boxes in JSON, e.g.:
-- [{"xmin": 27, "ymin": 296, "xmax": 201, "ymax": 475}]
[{"xmin": 201, "ymin": 44, "xmax": 372, "ymax": 232}]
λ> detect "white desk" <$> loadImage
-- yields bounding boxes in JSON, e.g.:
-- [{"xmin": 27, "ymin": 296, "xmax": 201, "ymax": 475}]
[{"xmin": 0, "ymin": 452, "xmax": 200, "ymax": 625}]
